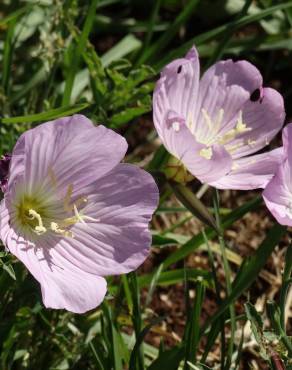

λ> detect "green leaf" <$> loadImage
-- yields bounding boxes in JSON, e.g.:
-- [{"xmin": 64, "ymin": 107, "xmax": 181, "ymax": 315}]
[
  {"xmin": 101, "ymin": 34, "xmax": 142, "ymax": 67},
  {"xmin": 138, "ymin": 268, "xmax": 211, "ymax": 288},
  {"xmin": 202, "ymin": 223, "xmax": 286, "ymax": 333},
  {"xmin": 148, "ymin": 346, "xmax": 185, "ymax": 370},
  {"xmin": 155, "ymin": 1, "xmax": 292, "ymax": 70},
  {"xmin": 244, "ymin": 302, "xmax": 267, "ymax": 358},
  {"xmin": 162, "ymin": 196, "xmax": 262, "ymax": 269},
  {"xmin": 184, "ymin": 279, "xmax": 205, "ymax": 368},
  {"xmin": 1, "ymin": 103, "xmax": 90, "ymax": 124},
  {"xmin": 137, "ymin": 0, "xmax": 200, "ymax": 64},
  {"xmin": 109, "ymin": 104, "xmax": 151, "ymax": 127},
  {"xmin": 62, "ymin": 0, "xmax": 99, "ymax": 105},
  {"xmin": 2, "ymin": 264, "xmax": 16, "ymax": 281}
]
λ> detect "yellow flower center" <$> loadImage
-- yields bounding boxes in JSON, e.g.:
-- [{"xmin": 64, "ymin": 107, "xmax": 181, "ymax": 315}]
[{"xmin": 13, "ymin": 181, "xmax": 98, "ymax": 239}]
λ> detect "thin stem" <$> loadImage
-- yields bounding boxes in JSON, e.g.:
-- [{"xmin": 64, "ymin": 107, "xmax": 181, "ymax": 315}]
[{"xmin": 213, "ymin": 189, "xmax": 236, "ymax": 370}]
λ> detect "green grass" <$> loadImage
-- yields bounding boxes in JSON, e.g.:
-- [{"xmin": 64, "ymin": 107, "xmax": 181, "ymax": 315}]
[{"xmin": 0, "ymin": 0, "xmax": 292, "ymax": 369}]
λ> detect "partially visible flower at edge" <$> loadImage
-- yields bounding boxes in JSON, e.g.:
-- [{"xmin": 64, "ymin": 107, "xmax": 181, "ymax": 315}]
[
  {"xmin": 263, "ymin": 123, "xmax": 292, "ymax": 226},
  {"xmin": 153, "ymin": 46, "xmax": 285, "ymax": 190},
  {"xmin": 0, "ymin": 115, "xmax": 159, "ymax": 313}
]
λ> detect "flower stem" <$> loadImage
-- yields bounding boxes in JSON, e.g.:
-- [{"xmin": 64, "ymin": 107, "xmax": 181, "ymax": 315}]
[{"xmin": 213, "ymin": 189, "xmax": 236, "ymax": 370}]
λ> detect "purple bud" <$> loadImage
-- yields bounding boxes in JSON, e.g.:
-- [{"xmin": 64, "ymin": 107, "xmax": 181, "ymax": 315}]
[{"xmin": 0, "ymin": 154, "xmax": 11, "ymax": 193}]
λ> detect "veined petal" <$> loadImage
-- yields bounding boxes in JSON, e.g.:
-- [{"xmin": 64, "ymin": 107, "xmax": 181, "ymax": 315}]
[
  {"xmin": 153, "ymin": 46, "xmax": 200, "ymax": 140},
  {"xmin": 194, "ymin": 59, "xmax": 263, "ymax": 142},
  {"xmin": 8, "ymin": 115, "xmax": 128, "ymax": 197},
  {"xmin": 282, "ymin": 123, "xmax": 292, "ymax": 163},
  {"xmin": 0, "ymin": 200, "xmax": 107, "ymax": 313},
  {"xmin": 263, "ymin": 124, "xmax": 292, "ymax": 226},
  {"xmin": 225, "ymin": 88, "xmax": 285, "ymax": 158},
  {"xmin": 50, "ymin": 164, "xmax": 159, "ymax": 276},
  {"xmin": 210, "ymin": 147, "xmax": 283, "ymax": 190},
  {"xmin": 263, "ymin": 161, "xmax": 292, "ymax": 227}
]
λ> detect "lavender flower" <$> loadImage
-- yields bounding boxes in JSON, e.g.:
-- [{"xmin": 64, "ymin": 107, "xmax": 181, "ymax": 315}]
[
  {"xmin": 0, "ymin": 115, "xmax": 158, "ymax": 313},
  {"xmin": 263, "ymin": 124, "xmax": 292, "ymax": 226},
  {"xmin": 153, "ymin": 46, "xmax": 285, "ymax": 189}
]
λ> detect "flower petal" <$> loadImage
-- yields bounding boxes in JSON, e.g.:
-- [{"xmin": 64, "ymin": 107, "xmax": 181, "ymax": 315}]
[
  {"xmin": 210, "ymin": 147, "xmax": 284, "ymax": 190},
  {"xmin": 153, "ymin": 46, "xmax": 200, "ymax": 146},
  {"xmin": 0, "ymin": 199, "xmax": 107, "ymax": 313},
  {"xmin": 194, "ymin": 59, "xmax": 263, "ymax": 142},
  {"xmin": 263, "ymin": 161, "xmax": 292, "ymax": 226},
  {"xmin": 50, "ymin": 164, "xmax": 159, "ymax": 276},
  {"xmin": 153, "ymin": 78, "xmax": 232, "ymax": 183},
  {"xmin": 225, "ymin": 87, "xmax": 285, "ymax": 158},
  {"xmin": 8, "ymin": 115, "xmax": 128, "ymax": 197}
]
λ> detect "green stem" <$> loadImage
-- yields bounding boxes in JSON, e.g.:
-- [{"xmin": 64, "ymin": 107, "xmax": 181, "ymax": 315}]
[{"xmin": 213, "ymin": 189, "xmax": 236, "ymax": 370}]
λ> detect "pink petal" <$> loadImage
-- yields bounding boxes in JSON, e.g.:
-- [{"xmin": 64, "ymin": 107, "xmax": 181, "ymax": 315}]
[
  {"xmin": 154, "ymin": 85, "xmax": 232, "ymax": 183},
  {"xmin": 49, "ymin": 164, "xmax": 158, "ymax": 276},
  {"xmin": 155, "ymin": 46, "xmax": 200, "ymax": 123},
  {"xmin": 0, "ymin": 200, "xmax": 107, "ymax": 313},
  {"xmin": 263, "ymin": 161, "xmax": 292, "ymax": 226},
  {"xmin": 194, "ymin": 59, "xmax": 263, "ymax": 141},
  {"xmin": 8, "ymin": 115, "xmax": 128, "ymax": 197},
  {"xmin": 210, "ymin": 147, "xmax": 284, "ymax": 190},
  {"xmin": 225, "ymin": 88, "xmax": 285, "ymax": 158},
  {"xmin": 153, "ymin": 46, "xmax": 200, "ymax": 148},
  {"xmin": 263, "ymin": 123, "xmax": 292, "ymax": 226}
]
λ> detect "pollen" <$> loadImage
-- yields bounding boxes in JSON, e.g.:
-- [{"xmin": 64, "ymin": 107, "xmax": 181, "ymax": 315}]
[{"xmin": 199, "ymin": 147, "xmax": 213, "ymax": 160}]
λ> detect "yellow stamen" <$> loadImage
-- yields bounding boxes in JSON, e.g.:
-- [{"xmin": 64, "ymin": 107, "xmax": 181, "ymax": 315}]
[
  {"xmin": 28, "ymin": 209, "xmax": 47, "ymax": 235},
  {"xmin": 50, "ymin": 222, "xmax": 73, "ymax": 238},
  {"xmin": 199, "ymin": 147, "xmax": 213, "ymax": 160},
  {"xmin": 219, "ymin": 111, "xmax": 251, "ymax": 146}
]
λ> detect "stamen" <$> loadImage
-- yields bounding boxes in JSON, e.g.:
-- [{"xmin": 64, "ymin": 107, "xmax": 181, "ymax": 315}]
[
  {"xmin": 219, "ymin": 111, "xmax": 251, "ymax": 146},
  {"xmin": 232, "ymin": 162, "xmax": 240, "ymax": 170},
  {"xmin": 63, "ymin": 184, "xmax": 73, "ymax": 212},
  {"xmin": 199, "ymin": 147, "xmax": 213, "ymax": 160},
  {"xmin": 247, "ymin": 139, "xmax": 256, "ymax": 147},
  {"xmin": 214, "ymin": 108, "xmax": 224, "ymax": 133},
  {"xmin": 201, "ymin": 109, "xmax": 213, "ymax": 130},
  {"xmin": 235, "ymin": 111, "xmax": 251, "ymax": 133},
  {"xmin": 50, "ymin": 222, "xmax": 73, "ymax": 238},
  {"xmin": 225, "ymin": 142, "xmax": 245, "ymax": 153},
  {"xmin": 73, "ymin": 204, "xmax": 100, "ymax": 224},
  {"xmin": 73, "ymin": 204, "xmax": 86, "ymax": 224},
  {"xmin": 28, "ymin": 209, "xmax": 47, "ymax": 235}
]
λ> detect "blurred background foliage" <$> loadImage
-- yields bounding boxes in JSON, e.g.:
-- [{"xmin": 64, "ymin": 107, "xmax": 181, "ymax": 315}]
[{"xmin": 0, "ymin": 0, "xmax": 292, "ymax": 369}]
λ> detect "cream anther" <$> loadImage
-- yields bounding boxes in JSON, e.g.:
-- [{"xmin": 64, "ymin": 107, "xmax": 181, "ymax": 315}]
[
  {"xmin": 247, "ymin": 139, "xmax": 256, "ymax": 147},
  {"xmin": 50, "ymin": 222, "xmax": 73, "ymax": 238},
  {"xmin": 232, "ymin": 162, "xmax": 240, "ymax": 170},
  {"xmin": 199, "ymin": 147, "xmax": 213, "ymax": 160},
  {"xmin": 28, "ymin": 209, "xmax": 47, "ymax": 235},
  {"xmin": 172, "ymin": 122, "xmax": 180, "ymax": 132}
]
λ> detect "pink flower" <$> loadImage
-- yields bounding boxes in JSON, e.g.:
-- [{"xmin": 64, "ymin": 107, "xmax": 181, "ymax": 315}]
[
  {"xmin": 0, "ymin": 115, "xmax": 158, "ymax": 313},
  {"xmin": 153, "ymin": 46, "xmax": 285, "ymax": 189},
  {"xmin": 263, "ymin": 124, "xmax": 292, "ymax": 226}
]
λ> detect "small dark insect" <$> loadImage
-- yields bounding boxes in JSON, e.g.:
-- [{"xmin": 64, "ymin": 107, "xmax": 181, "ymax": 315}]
[
  {"xmin": 250, "ymin": 88, "xmax": 261, "ymax": 102},
  {"xmin": 177, "ymin": 65, "xmax": 182, "ymax": 74}
]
